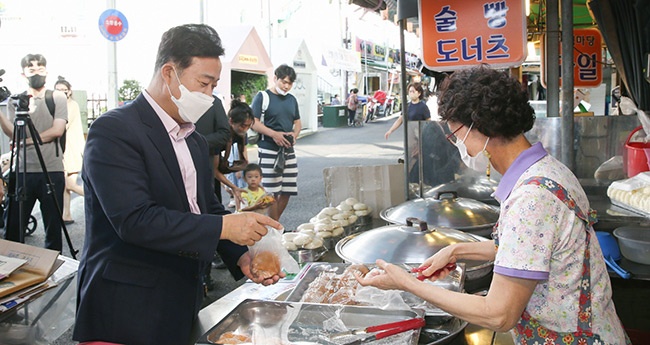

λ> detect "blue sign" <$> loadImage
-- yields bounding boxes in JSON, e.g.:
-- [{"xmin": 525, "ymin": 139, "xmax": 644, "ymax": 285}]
[{"xmin": 98, "ymin": 9, "xmax": 128, "ymax": 42}]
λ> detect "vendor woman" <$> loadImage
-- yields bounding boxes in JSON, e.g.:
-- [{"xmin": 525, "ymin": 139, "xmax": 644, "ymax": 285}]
[{"xmin": 356, "ymin": 65, "xmax": 630, "ymax": 344}]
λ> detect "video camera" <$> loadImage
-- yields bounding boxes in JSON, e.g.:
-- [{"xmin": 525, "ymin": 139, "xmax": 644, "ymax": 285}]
[
  {"xmin": 9, "ymin": 92, "xmax": 31, "ymax": 114},
  {"xmin": 0, "ymin": 69, "xmax": 12, "ymax": 103}
]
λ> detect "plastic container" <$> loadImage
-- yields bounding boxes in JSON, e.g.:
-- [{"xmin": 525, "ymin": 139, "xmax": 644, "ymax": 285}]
[
  {"xmin": 624, "ymin": 126, "xmax": 650, "ymax": 177},
  {"xmin": 613, "ymin": 227, "xmax": 650, "ymax": 265}
]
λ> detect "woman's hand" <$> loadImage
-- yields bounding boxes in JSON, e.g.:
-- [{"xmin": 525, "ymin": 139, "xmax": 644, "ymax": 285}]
[
  {"xmin": 415, "ymin": 246, "xmax": 457, "ymax": 281},
  {"xmin": 237, "ymin": 252, "xmax": 285, "ymax": 286},
  {"xmin": 355, "ymin": 259, "xmax": 418, "ymax": 291},
  {"xmin": 232, "ymin": 187, "xmax": 246, "ymax": 200}
]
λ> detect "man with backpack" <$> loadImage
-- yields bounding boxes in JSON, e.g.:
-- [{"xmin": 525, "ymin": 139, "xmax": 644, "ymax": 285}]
[
  {"xmin": 250, "ymin": 64, "xmax": 301, "ymax": 221},
  {"xmin": 0, "ymin": 53, "xmax": 68, "ymax": 251}
]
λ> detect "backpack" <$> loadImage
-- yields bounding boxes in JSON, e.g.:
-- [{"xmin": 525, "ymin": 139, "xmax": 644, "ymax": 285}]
[
  {"xmin": 246, "ymin": 90, "xmax": 269, "ymax": 145},
  {"xmin": 44, "ymin": 90, "xmax": 66, "ymax": 156}
]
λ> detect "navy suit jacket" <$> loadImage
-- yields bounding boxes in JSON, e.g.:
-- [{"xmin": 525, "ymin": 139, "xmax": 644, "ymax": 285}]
[{"xmin": 73, "ymin": 94, "xmax": 247, "ymax": 345}]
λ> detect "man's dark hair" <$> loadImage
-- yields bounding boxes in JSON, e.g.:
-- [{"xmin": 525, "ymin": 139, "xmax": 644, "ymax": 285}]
[
  {"xmin": 228, "ymin": 99, "xmax": 255, "ymax": 125},
  {"xmin": 274, "ymin": 64, "xmax": 297, "ymax": 82},
  {"xmin": 154, "ymin": 24, "xmax": 225, "ymax": 73},
  {"xmin": 21, "ymin": 54, "xmax": 47, "ymax": 69},
  {"xmin": 437, "ymin": 65, "xmax": 535, "ymax": 140},
  {"xmin": 244, "ymin": 163, "xmax": 262, "ymax": 176}
]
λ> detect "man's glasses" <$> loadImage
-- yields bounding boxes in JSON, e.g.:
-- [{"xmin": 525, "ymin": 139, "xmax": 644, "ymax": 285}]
[{"xmin": 446, "ymin": 125, "xmax": 463, "ymax": 145}]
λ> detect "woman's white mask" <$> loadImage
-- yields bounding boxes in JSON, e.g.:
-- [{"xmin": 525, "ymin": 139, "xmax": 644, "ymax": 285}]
[{"xmin": 454, "ymin": 122, "xmax": 491, "ymax": 173}]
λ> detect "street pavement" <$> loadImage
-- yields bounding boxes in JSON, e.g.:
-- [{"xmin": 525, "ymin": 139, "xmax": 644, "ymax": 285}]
[{"xmin": 21, "ymin": 113, "xmax": 404, "ymax": 344}]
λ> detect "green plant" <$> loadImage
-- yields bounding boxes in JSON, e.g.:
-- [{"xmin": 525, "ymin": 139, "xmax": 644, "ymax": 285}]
[
  {"xmin": 118, "ymin": 79, "xmax": 143, "ymax": 102},
  {"xmin": 231, "ymin": 71, "xmax": 268, "ymax": 103}
]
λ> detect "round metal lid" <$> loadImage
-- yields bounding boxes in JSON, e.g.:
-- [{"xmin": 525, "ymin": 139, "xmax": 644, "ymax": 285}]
[
  {"xmin": 335, "ymin": 218, "xmax": 486, "ymax": 265},
  {"xmin": 424, "ymin": 176, "xmax": 500, "ymax": 205},
  {"xmin": 380, "ymin": 191, "xmax": 500, "ymax": 231}
]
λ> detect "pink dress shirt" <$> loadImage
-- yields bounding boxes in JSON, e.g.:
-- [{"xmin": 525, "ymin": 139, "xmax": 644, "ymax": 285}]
[{"xmin": 143, "ymin": 90, "xmax": 201, "ymax": 214}]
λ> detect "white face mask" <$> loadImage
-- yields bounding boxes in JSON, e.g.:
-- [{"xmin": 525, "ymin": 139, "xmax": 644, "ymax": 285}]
[
  {"xmin": 454, "ymin": 123, "xmax": 491, "ymax": 173},
  {"xmin": 275, "ymin": 86, "xmax": 288, "ymax": 96},
  {"xmin": 167, "ymin": 68, "xmax": 214, "ymax": 123}
]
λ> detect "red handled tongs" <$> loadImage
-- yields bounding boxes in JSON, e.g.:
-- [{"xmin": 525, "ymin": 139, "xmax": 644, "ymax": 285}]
[
  {"xmin": 329, "ymin": 317, "xmax": 426, "ymax": 344},
  {"xmin": 411, "ymin": 263, "xmax": 457, "ymax": 281}
]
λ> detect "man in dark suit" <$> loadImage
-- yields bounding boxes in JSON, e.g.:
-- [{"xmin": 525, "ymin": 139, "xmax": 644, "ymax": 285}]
[
  {"xmin": 195, "ymin": 96, "xmax": 231, "ymax": 276},
  {"xmin": 195, "ymin": 96, "xmax": 230, "ymax": 203},
  {"xmin": 73, "ymin": 24, "xmax": 284, "ymax": 345}
]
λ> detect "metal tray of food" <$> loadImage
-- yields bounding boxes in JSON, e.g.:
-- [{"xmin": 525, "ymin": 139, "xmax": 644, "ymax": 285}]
[
  {"xmin": 322, "ymin": 234, "xmax": 344, "ymax": 250},
  {"xmin": 196, "ymin": 299, "xmax": 424, "ymax": 345},
  {"xmin": 288, "ymin": 246, "xmax": 328, "ymax": 264},
  {"xmin": 611, "ymin": 200, "xmax": 650, "ymax": 219},
  {"xmin": 284, "ymin": 263, "xmax": 465, "ymax": 318}
]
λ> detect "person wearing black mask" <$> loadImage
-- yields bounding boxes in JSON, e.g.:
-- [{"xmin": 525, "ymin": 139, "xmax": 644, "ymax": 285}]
[{"xmin": 0, "ymin": 54, "xmax": 68, "ymax": 251}]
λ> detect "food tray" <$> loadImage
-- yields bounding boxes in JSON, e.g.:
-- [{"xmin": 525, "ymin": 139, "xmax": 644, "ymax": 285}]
[
  {"xmin": 354, "ymin": 214, "xmax": 373, "ymax": 226},
  {"xmin": 288, "ymin": 246, "xmax": 328, "ymax": 264},
  {"xmin": 285, "ymin": 262, "xmax": 465, "ymax": 318},
  {"xmin": 611, "ymin": 200, "xmax": 650, "ymax": 219},
  {"xmin": 322, "ymin": 234, "xmax": 344, "ymax": 250},
  {"xmin": 196, "ymin": 299, "xmax": 424, "ymax": 345}
]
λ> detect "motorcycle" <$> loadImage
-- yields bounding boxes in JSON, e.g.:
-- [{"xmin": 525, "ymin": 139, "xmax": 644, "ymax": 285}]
[{"xmin": 365, "ymin": 95, "xmax": 394, "ymax": 122}]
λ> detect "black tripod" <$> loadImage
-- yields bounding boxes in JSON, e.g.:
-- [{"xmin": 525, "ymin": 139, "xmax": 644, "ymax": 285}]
[{"xmin": 5, "ymin": 93, "xmax": 78, "ymax": 259}]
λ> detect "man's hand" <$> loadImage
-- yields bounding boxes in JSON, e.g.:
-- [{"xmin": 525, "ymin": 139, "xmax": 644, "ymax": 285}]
[
  {"xmin": 237, "ymin": 252, "xmax": 285, "ymax": 286},
  {"xmin": 272, "ymin": 132, "xmax": 293, "ymax": 148},
  {"xmin": 221, "ymin": 212, "xmax": 282, "ymax": 246}
]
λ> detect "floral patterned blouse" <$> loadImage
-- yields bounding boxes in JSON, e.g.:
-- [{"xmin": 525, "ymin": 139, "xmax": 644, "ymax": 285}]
[{"xmin": 492, "ymin": 142, "xmax": 627, "ymax": 344}]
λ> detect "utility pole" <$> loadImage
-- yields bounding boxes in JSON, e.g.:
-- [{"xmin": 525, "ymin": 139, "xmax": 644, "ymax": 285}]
[{"xmin": 106, "ymin": 0, "xmax": 118, "ymax": 110}]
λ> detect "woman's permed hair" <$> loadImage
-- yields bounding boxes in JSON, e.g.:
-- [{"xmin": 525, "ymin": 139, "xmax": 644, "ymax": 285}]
[
  {"xmin": 437, "ymin": 65, "xmax": 535, "ymax": 139},
  {"xmin": 228, "ymin": 99, "xmax": 255, "ymax": 125}
]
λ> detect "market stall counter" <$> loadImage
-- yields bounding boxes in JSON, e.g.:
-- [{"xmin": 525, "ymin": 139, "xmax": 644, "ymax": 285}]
[
  {"xmin": 193, "ymin": 217, "xmax": 512, "ymax": 345},
  {"xmin": 194, "ymin": 268, "xmax": 514, "ymax": 345}
]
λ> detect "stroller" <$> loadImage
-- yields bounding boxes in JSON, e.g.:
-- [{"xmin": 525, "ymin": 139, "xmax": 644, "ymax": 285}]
[
  {"xmin": 351, "ymin": 106, "xmax": 365, "ymax": 127},
  {"xmin": 1, "ymin": 164, "xmax": 38, "ymax": 236}
]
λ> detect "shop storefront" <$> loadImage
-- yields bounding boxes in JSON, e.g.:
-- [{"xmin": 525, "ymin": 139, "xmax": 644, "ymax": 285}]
[{"xmin": 214, "ymin": 25, "xmax": 274, "ymax": 110}]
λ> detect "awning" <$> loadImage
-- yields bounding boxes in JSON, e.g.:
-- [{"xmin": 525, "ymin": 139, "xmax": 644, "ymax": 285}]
[
  {"xmin": 362, "ymin": 59, "xmax": 392, "ymax": 71},
  {"xmin": 322, "ymin": 47, "xmax": 362, "ymax": 72}
]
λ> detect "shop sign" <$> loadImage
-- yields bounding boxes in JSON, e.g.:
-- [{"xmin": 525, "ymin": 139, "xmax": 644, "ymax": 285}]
[
  {"xmin": 237, "ymin": 54, "xmax": 259, "ymax": 65},
  {"xmin": 540, "ymin": 28, "xmax": 603, "ymax": 88},
  {"xmin": 293, "ymin": 61, "xmax": 306, "ymax": 69},
  {"xmin": 98, "ymin": 9, "xmax": 128, "ymax": 42},
  {"xmin": 355, "ymin": 38, "xmax": 386, "ymax": 62},
  {"xmin": 322, "ymin": 47, "xmax": 361, "ymax": 72},
  {"xmin": 419, "ymin": 0, "xmax": 526, "ymax": 71},
  {"xmin": 387, "ymin": 49, "xmax": 421, "ymax": 70}
]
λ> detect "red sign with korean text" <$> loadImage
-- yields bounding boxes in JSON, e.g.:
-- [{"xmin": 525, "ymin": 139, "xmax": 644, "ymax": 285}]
[
  {"xmin": 419, "ymin": 0, "xmax": 526, "ymax": 71},
  {"xmin": 541, "ymin": 29, "xmax": 603, "ymax": 88}
]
